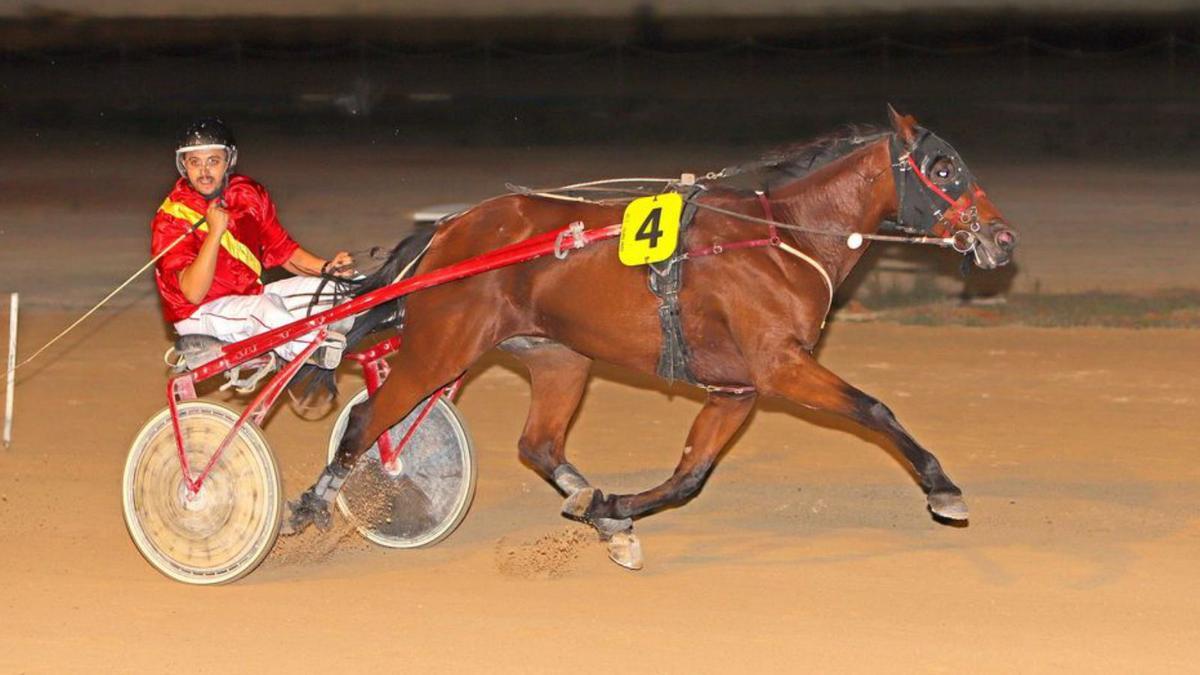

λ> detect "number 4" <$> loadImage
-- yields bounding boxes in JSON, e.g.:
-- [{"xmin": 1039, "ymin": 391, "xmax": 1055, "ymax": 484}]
[{"xmin": 635, "ymin": 207, "xmax": 664, "ymax": 248}]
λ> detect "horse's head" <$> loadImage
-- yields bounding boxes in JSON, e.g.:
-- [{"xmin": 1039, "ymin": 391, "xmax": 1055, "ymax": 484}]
[{"xmin": 886, "ymin": 106, "xmax": 1016, "ymax": 269}]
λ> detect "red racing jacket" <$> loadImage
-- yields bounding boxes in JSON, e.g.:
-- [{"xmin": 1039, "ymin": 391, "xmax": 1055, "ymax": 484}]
[{"xmin": 151, "ymin": 175, "xmax": 300, "ymax": 322}]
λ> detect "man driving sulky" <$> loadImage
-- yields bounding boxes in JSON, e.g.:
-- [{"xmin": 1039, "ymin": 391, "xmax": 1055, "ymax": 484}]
[{"xmin": 150, "ymin": 117, "xmax": 355, "ymax": 370}]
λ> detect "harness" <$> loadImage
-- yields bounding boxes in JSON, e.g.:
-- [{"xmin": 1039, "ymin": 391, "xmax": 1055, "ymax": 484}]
[
  {"xmin": 646, "ymin": 188, "xmax": 834, "ymax": 395},
  {"xmin": 647, "ymin": 186, "xmax": 703, "ymax": 385},
  {"xmin": 516, "ymin": 129, "xmax": 990, "ymax": 395}
]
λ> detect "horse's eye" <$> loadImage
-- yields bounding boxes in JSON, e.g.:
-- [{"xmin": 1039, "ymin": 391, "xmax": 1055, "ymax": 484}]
[{"xmin": 929, "ymin": 157, "xmax": 955, "ymax": 184}]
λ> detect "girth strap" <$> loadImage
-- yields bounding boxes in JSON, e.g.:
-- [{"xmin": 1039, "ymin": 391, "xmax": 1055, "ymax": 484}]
[{"xmin": 648, "ymin": 186, "xmax": 703, "ymax": 385}]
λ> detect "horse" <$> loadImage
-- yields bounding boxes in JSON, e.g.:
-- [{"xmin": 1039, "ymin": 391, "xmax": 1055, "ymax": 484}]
[{"xmin": 283, "ymin": 107, "xmax": 1017, "ymax": 569}]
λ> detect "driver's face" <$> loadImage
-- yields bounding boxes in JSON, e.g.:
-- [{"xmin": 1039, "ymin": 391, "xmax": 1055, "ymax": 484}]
[{"xmin": 183, "ymin": 148, "xmax": 229, "ymax": 197}]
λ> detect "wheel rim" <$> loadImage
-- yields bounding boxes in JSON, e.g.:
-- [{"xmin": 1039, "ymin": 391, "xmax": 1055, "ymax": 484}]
[
  {"xmin": 331, "ymin": 391, "xmax": 475, "ymax": 549},
  {"xmin": 123, "ymin": 403, "xmax": 280, "ymax": 584}
]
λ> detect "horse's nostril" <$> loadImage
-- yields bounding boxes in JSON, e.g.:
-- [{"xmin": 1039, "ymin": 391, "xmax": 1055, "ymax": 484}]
[{"xmin": 995, "ymin": 229, "xmax": 1016, "ymax": 250}]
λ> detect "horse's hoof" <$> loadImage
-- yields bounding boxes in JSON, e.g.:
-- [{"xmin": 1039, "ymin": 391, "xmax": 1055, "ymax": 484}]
[
  {"xmin": 561, "ymin": 487, "xmax": 599, "ymax": 519},
  {"xmin": 280, "ymin": 491, "xmax": 332, "ymax": 536},
  {"xmin": 928, "ymin": 491, "xmax": 969, "ymax": 521},
  {"xmin": 607, "ymin": 531, "xmax": 644, "ymax": 571},
  {"xmin": 279, "ymin": 506, "xmax": 309, "ymax": 537}
]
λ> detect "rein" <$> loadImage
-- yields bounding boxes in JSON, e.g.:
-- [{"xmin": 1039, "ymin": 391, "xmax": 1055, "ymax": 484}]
[
  {"xmin": 510, "ymin": 168, "xmax": 966, "ymax": 253},
  {"xmin": 511, "ymin": 166, "xmax": 965, "ymax": 331},
  {"xmin": 684, "ymin": 195, "xmax": 959, "ymax": 250},
  {"xmin": 303, "ymin": 245, "xmax": 396, "ymax": 318},
  {"xmin": 507, "ymin": 178, "xmax": 679, "ymax": 205}
]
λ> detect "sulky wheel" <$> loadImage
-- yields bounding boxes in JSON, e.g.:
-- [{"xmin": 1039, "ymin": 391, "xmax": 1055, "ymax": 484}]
[
  {"xmin": 122, "ymin": 402, "xmax": 282, "ymax": 585},
  {"xmin": 327, "ymin": 388, "xmax": 476, "ymax": 549}
]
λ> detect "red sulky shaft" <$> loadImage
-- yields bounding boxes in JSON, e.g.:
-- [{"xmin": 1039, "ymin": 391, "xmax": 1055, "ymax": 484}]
[{"xmin": 186, "ymin": 222, "xmax": 621, "ymax": 384}]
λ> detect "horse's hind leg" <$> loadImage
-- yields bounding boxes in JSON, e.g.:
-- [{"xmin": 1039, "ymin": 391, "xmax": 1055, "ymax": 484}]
[
  {"xmin": 502, "ymin": 338, "xmax": 591, "ymax": 482},
  {"xmin": 758, "ymin": 351, "xmax": 967, "ymax": 521},
  {"xmin": 503, "ymin": 341, "xmax": 631, "ymax": 545},
  {"xmin": 282, "ymin": 308, "xmax": 500, "ymax": 536},
  {"xmin": 582, "ymin": 391, "xmax": 758, "ymax": 566}
]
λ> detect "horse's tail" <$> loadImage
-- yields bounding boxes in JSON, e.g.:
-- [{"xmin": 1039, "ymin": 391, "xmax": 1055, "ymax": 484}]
[
  {"xmin": 294, "ymin": 227, "xmax": 437, "ymax": 400},
  {"xmin": 343, "ymin": 226, "xmax": 437, "ymax": 341}
]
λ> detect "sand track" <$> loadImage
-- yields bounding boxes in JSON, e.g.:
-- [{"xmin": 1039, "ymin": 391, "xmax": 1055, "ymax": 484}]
[
  {"xmin": 2, "ymin": 139, "xmax": 1199, "ymax": 670},
  {"xmin": 1, "ymin": 309, "xmax": 1197, "ymax": 672}
]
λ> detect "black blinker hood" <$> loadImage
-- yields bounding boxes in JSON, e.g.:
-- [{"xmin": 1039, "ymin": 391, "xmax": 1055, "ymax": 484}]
[{"xmin": 889, "ymin": 128, "xmax": 977, "ymax": 233}]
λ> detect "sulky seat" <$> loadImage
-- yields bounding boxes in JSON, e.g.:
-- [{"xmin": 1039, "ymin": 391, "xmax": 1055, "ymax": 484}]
[{"xmin": 169, "ymin": 334, "xmax": 277, "ymax": 394}]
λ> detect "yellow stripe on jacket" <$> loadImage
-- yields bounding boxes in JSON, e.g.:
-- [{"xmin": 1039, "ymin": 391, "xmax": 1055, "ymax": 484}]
[{"xmin": 158, "ymin": 198, "xmax": 263, "ymax": 279}]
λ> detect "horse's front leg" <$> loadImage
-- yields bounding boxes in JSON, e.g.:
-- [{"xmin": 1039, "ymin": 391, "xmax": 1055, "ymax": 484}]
[{"xmin": 757, "ymin": 348, "xmax": 968, "ymax": 521}]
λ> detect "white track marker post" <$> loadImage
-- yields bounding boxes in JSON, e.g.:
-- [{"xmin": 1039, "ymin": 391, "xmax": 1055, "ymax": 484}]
[{"xmin": 4, "ymin": 293, "xmax": 17, "ymax": 448}]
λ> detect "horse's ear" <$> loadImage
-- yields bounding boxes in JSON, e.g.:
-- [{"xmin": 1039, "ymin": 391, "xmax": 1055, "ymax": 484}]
[{"xmin": 887, "ymin": 104, "xmax": 919, "ymax": 147}]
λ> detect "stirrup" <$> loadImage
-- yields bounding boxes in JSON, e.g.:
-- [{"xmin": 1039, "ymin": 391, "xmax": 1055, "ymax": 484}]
[
  {"xmin": 167, "ymin": 334, "xmax": 228, "ymax": 373},
  {"xmin": 220, "ymin": 353, "xmax": 278, "ymax": 394}
]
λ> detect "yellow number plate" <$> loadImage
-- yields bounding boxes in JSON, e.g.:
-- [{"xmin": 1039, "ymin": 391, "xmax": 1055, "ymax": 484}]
[{"xmin": 619, "ymin": 193, "xmax": 683, "ymax": 266}]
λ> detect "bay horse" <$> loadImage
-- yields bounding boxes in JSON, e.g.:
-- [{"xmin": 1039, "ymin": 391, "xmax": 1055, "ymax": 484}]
[{"xmin": 284, "ymin": 108, "xmax": 1017, "ymax": 569}]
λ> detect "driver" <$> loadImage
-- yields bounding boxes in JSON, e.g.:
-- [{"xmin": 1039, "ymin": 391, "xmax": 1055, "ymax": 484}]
[{"xmin": 150, "ymin": 117, "xmax": 355, "ymax": 368}]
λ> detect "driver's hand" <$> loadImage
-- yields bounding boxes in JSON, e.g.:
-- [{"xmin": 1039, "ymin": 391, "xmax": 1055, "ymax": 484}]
[
  {"xmin": 325, "ymin": 251, "xmax": 357, "ymax": 278},
  {"xmin": 205, "ymin": 201, "xmax": 229, "ymax": 235}
]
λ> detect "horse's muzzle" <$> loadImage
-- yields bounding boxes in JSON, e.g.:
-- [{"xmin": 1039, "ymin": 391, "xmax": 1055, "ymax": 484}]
[{"xmin": 973, "ymin": 222, "xmax": 1016, "ymax": 269}]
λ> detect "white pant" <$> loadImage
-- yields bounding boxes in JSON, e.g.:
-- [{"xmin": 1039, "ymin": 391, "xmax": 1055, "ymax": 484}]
[{"xmin": 174, "ymin": 276, "xmax": 353, "ymax": 361}]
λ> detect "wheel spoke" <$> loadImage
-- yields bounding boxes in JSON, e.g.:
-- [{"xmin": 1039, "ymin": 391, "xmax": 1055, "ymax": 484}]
[{"xmin": 123, "ymin": 402, "xmax": 281, "ymax": 585}]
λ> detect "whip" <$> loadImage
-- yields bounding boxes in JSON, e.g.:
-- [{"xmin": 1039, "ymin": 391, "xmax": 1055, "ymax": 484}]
[{"xmin": 1, "ymin": 221, "xmax": 201, "ymax": 384}]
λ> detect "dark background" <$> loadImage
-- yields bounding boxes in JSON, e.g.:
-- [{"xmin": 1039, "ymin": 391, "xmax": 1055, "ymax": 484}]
[{"xmin": 4, "ymin": 9, "xmax": 1200, "ymax": 159}]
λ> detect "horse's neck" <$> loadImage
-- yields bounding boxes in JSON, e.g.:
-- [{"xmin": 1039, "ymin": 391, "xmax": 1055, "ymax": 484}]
[{"xmin": 771, "ymin": 140, "xmax": 896, "ymax": 288}]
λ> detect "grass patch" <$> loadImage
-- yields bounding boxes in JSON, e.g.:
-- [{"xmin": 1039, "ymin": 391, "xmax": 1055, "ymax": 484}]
[{"xmin": 841, "ymin": 289, "xmax": 1200, "ymax": 328}]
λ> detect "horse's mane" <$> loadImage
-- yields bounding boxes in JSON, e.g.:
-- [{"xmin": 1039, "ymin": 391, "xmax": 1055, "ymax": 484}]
[{"xmin": 710, "ymin": 124, "xmax": 890, "ymax": 190}]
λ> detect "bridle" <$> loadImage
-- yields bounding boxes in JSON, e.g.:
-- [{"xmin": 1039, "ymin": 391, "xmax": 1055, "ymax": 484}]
[{"xmin": 888, "ymin": 128, "xmax": 990, "ymax": 256}]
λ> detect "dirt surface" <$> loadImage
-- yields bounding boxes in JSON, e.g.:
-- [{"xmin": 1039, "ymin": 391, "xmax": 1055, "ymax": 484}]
[
  {"xmin": 2, "ymin": 143, "xmax": 1199, "ymax": 671},
  {"xmin": 1, "ymin": 309, "xmax": 1198, "ymax": 672}
]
